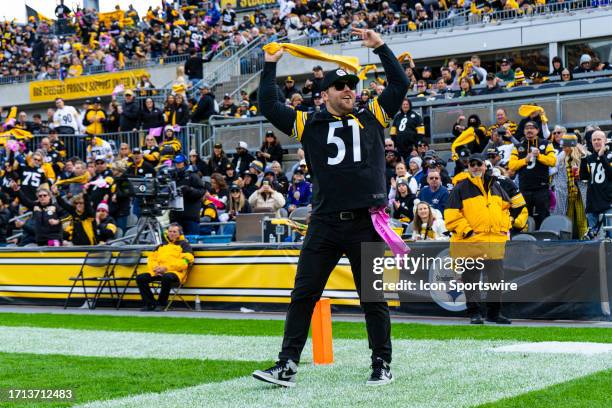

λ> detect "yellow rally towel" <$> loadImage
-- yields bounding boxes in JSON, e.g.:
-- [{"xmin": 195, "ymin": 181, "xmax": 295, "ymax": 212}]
[
  {"xmin": 518, "ymin": 104, "xmax": 548, "ymax": 123},
  {"xmin": 55, "ymin": 173, "xmax": 90, "ymax": 186},
  {"xmin": 357, "ymin": 64, "xmax": 377, "ymax": 80},
  {"xmin": 451, "ymin": 127, "xmax": 475, "ymax": 160},
  {"xmin": 262, "ymin": 42, "xmax": 361, "ymax": 73},
  {"xmin": 397, "ymin": 52, "xmax": 412, "ymax": 64}
]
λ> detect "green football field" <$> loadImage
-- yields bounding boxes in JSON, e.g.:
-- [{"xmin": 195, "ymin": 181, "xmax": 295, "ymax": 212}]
[{"xmin": 0, "ymin": 312, "xmax": 610, "ymax": 408}]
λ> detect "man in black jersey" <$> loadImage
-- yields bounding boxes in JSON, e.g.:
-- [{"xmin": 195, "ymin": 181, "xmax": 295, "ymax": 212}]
[
  {"xmin": 580, "ymin": 130, "xmax": 612, "ymax": 238},
  {"xmin": 252, "ymin": 28, "xmax": 409, "ymax": 388}
]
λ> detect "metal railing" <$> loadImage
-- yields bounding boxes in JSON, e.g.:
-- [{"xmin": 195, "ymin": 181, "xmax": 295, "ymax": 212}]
[
  {"xmin": 202, "ymin": 36, "xmax": 267, "ymax": 89},
  {"xmin": 26, "ymin": 123, "xmax": 211, "ymax": 161},
  {"xmin": 415, "ymin": 82, "xmax": 612, "ymax": 142}
]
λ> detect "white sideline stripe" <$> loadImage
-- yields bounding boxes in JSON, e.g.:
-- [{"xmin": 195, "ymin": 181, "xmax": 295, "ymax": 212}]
[
  {"xmin": 0, "ymin": 286, "xmax": 358, "ymax": 298},
  {"xmin": 0, "ymin": 326, "xmax": 610, "ymax": 408},
  {"xmin": 0, "ymin": 257, "xmax": 350, "ymax": 265},
  {"xmin": 493, "ymin": 342, "xmax": 612, "ymax": 355}
]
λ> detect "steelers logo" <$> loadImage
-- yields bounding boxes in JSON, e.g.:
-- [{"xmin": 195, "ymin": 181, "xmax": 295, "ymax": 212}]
[{"xmin": 336, "ymin": 69, "xmax": 347, "ymax": 76}]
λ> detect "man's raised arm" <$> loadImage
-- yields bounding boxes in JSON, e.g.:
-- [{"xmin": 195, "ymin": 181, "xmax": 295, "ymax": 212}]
[
  {"xmin": 352, "ymin": 28, "xmax": 409, "ymax": 125},
  {"xmin": 258, "ymin": 49, "xmax": 297, "ymax": 137}
]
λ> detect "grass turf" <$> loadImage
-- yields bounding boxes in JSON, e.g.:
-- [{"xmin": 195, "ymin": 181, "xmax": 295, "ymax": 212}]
[
  {"xmin": 0, "ymin": 312, "xmax": 611, "ymax": 343},
  {"xmin": 0, "ymin": 352, "xmax": 260, "ymax": 408},
  {"xmin": 478, "ymin": 369, "xmax": 612, "ymax": 408}
]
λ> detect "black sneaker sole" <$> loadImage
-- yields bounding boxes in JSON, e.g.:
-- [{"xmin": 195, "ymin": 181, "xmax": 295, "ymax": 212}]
[
  {"xmin": 252, "ymin": 371, "xmax": 296, "ymax": 388},
  {"xmin": 366, "ymin": 376, "xmax": 394, "ymax": 387}
]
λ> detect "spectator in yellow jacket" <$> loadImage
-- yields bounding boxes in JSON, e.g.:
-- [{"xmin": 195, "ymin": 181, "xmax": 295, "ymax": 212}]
[
  {"xmin": 444, "ymin": 153, "xmax": 512, "ymax": 325},
  {"xmin": 136, "ymin": 223, "xmax": 194, "ymax": 311},
  {"xmin": 83, "ymin": 97, "xmax": 107, "ymax": 135}
]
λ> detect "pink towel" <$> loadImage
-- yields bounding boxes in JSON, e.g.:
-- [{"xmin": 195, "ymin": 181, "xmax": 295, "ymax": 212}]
[
  {"xmin": 369, "ymin": 206, "xmax": 410, "ymax": 256},
  {"xmin": 148, "ymin": 126, "xmax": 163, "ymax": 137}
]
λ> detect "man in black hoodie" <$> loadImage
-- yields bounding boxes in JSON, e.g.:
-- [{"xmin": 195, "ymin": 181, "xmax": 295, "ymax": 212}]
[
  {"xmin": 119, "ymin": 90, "xmax": 141, "ymax": 131},
  {"xmin": 191, "ymin": 84, "xmax": 217, "ymax": 122},
  {"xmin": 184, "ymin": 49, "xmax": 204, "ymax": 80},
  {"xmin": 168, "ymin": 154, "xmax": 206, "ymax": 236}
]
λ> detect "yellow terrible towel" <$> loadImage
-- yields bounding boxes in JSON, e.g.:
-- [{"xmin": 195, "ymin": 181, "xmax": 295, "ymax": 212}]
[
  {"xmin": 263, "ymin": 42, "xmax": 361, "ymax": 73},
  {"xmin": 518, "ymin": 104, "xmax": 548, "ymax": 123}
]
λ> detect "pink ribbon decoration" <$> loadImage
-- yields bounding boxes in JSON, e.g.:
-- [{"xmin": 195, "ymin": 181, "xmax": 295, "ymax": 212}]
[
  {"xmin": 6, "ymin": 139, "xmax": 19, "ymax": 152},
  {"xmin": 112, "ymin": 84, "xmax": 125, "ymax": 96},
  {"xmin": 3, "ymin": 118, "xmax": 15, "ymax": 129},
  {"xmin": 369, "ymin": 206, "xmax": 410, "ymax": 256}
]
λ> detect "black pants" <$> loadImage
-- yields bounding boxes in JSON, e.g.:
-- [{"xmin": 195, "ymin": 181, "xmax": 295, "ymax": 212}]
[
  {"xmin": 136, "ymin": 273, "xmax": 180, "ymax": 307},
  {"xmin": 522, "ymin": 188, "xmax": 550, "ymax": 229},
  {"xmin": 278, "ymin": 209, "xmax": 392, "ymax": 364},
  {"xmin": 461, "ymin": 260, "xmax": 504, "ymax": 318}
]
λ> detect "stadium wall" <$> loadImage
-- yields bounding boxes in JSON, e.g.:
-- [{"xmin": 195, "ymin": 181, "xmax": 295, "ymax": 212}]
[{"xmin": 0, "ymin": 241, "xmax": 609, "ymax": 320}]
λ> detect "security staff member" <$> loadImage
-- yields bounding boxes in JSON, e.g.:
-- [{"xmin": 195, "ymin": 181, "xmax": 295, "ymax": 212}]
[
  {"xmin": 445, "ymin": 153, "xmax": 512, "ymax": 325},
  {"xmin": 389, "ymin": 98, "xmax": 424, "ymax": 161},
  {"xmin": 252, "ymin": 27, "xmax": 408, "ymax": 388},
  {"xmin": 508, "ymin": 120, "xmax": 556, "ymax": 229}
]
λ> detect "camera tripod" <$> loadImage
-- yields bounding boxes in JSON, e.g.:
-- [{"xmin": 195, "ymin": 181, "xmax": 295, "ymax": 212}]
[{"xmin": 131, "ymin": 213, "xmax": 164, "ymax": 245}]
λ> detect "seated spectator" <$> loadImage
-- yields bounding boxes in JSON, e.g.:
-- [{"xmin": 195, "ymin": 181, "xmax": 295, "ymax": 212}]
[
  {"xmin": 188, "ymin": 150, "xmax": 208, "ymax": 177},
  {"xmin": 417, "ymin": 170, "xmax": 449, "ymax": 214},
  {"xmin": 550, "ymin": 56, "xmax": 564, "ymax": 76},
  {"xmin": 159, "ymin": 126, "xmax": 182, "ymax": 162},
  {"xmin": 141, "ymin": 98, "xmax": 165, "ymax": 131},
  {"xmin": 286, "ymin": 169, "xmax": 312, "ymax": 213},
  {"xmin": 119, "ymin": 90, "xmax": 140, "ymax": 131},
  {"xmin": 232, "ymin": 141, "xmax": 255, "ymax": 175},
  {"xmin": 457, "ymin": 77, "xmax": 475, "ymax": 97},
  {"xmin": 411, "ymin": 201, "xmax": 448, "ymax": 241},
  {"xmin": 248, "ymin": 180, "xmax": 286, "ymax": 215},
  {"xmin": 256, "ymin": 130, "xmax": 284, "ymax": 166},
  {"xmin": 496, "ymin": 58, "xmax": 515, "ymax": 82},
  {"xmin": 141, "ymin": 135, "xmax": 161, "ymax": 167},
  {"xmin": 480, "ymin": 72, "xmax": 503, "ymax": 95},
  {"xmin": 270, "ymin": 161, "xmax": 289, "ymax": 194},
  {"xmin": 136, "ymin": 223, "xmax": 194, "ymax": 311},
  {"xmin": 390, "ymin": 178, "xmax": 416, "ymax": 222},
  {"xmin": 573, "ymin": 54, "xmax": 593, "ymax": 74},
  {"xmin": 219, "ymin": 94, "xmax": 238, "ymax": 117},
  {"xmin": 12, "ymin": 184, "xmax": 62, "ymax": 246},
  {"xmin": 408, "ymin": 156, "xmax": 424, "ymax": 185},
  {"xmin": 207, "ymin": 143, "xmax": 230, "ymax": 175},
  {"xmin": 93, "ymin": 200, "xmax": 117, "ymax": 244},
  {"xmin": 560, "ymin": 68, "xmax": 573, "ymax": 82},
  {"xmin": 227, "ymin": 184, "xmax": 252, "ymax": 221}
]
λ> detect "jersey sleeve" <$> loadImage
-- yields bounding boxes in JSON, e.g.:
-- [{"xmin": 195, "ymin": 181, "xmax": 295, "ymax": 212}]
[
  {"xmin": 367, "ymin": 97, "xmax": 391, "ymax": 128},
  {"xmin": 291, "ymin": 111, "xmax": 308, "ymax": 142}
]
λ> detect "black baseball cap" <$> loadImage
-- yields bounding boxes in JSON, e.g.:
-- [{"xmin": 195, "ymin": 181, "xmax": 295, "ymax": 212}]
[
  {"xmin": 313, "ymin": 92, "xmax": 322, "ymax": 98},
  {"xmin": 229, "ymin": 184, "xmax": 241, "ymax": 191},
  {"xmin": 132, "ymin": 147, "xmax": 142, "ymax": 154},
  {"xmin": 313, "ymin": 65, "xmax": 323, "ymax": 71},
  {"xmin": 93, "ymin": 97, "xmax": 102, "ymax": 104},
  {"xmin": 458, "ymin": 148, "xmax": 471, "ymax": 159},
  {"xmin": 321, "ymin": 68, "xmax": 359, "ymax": 91},
  {"xmin": 468, "ymin": 153, "xmax": 485, "ymax": 164},
  {"xmin": 213, "ymin": 143, "xmax": 223, "ymax": 149},
  {"xmin": 486, "ymin": 148, "xmax": 500, "ymax": 156},
  {"xmin": 500, "ymin": 58, "xmax": 510, "ymax": 65}
]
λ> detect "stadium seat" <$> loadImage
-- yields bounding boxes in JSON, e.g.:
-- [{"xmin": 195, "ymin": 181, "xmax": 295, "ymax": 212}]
[
  {"xmin": 527, "ymin": 215, "xmax": 573, "ymax": 240},
  {"xmin": 512, "ymin": 233, "xmax": 537, "ymax": 241},
  {"xmin": 91, "ymin": 249, "xmax": 142, "ymax": 309},
  {"xmin": 290, "ymin": 206, "xmax": 311, "ymax": 221},
  {"xmin": 535, "ymin": 83, "xmax": 562, "ymax": 89},
  {"xmin": 593, "ymin": 77, "xmax": 612, "ymax": 84},
  {"xmin": 563, "ymin": 80, "xmax": 589, "ymax": 87},
  {"xmin": 64, "ymin": 251, "xmax": 113, "ymax": 309},
  {"xmin": 527, "ymin": 216, "xmax": 536, "ymax": 232},
  {"xmin": 152, "ymin": 264, "xmax": 194, "ymax": 311}
]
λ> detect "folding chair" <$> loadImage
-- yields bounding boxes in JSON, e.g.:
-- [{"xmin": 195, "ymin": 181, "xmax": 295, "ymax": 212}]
[
  {"xmin": 64, "ymin": 251, "xmax": 113, "ymax": 309},
  {"xmin": 92, "ymin": 250, "xmax": 142, "ymax": 309},
  {"xmin": 152, "ymin": 264, "xmax": 194, "ymax": 311}
]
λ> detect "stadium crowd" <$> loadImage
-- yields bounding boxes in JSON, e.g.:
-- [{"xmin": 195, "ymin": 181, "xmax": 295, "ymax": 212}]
[
  {"xmin": 0, "ymin": 65, "xmax": 610, "ymax": 246},
  {"xmin": 3, "ymin": 0, "xmax": 607, "ymax": 83}
]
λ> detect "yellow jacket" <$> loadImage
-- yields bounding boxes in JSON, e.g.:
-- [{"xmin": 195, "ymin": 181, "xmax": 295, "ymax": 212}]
[
  {"xmin": 84, "ymin": 109, "xmax": 106, "ymax": 135},
  {"xmin": 444, "ymin": 174, "xmax": 511, "ymax": 259},
  {"xmin": 147, "ymin": 237, "xmax": 195, "ymax": 283}
]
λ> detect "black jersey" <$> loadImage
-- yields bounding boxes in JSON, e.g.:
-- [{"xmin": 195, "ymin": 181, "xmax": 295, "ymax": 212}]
[
  {"xmin": 390, "ymin": 110, "xmax": 423, "ymax": 157},
  {"xmin": 258, "ymin": 43, "xmax": 409, "ymax": 214},
  {"xmin": 17, "ymin": 165, "xmax": 48, "ymax": 202},
  {"xmin": 580, "ymin": 150, "xmax": 612, "ymax": 213},
  {"xmin": 296, "ymin": 104, "xmax": 388, "ymax": 213}
]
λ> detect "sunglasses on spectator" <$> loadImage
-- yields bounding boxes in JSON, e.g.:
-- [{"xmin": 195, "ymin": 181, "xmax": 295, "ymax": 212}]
[
  {"xmin": 230, "ymin": 189, "xmax": 241, "ymax": 193},
  {"xmin": 552, "ymin": 131, "xmax": 562, "ymax": 134},
  {"xmin": 428, "ymin": 177, "xmax": 440, "ymax": 180},
  {"xmin": 332, "ymin": 81, "xmax": 356, "ymax": 91},
  {"xmin": 33, "ymin": 158, "xmax": 42, "ymax": 162},
  {"xmin": 469, "ymin": 161, "xmax": 483, "ymax": 167},
  {"xmin": 75, "ymin": 201, "xmax": 84, "ymax": 205},
  {"xmin": 37, "ymin": 193, "xmax": 49, "ymax": 198}
]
